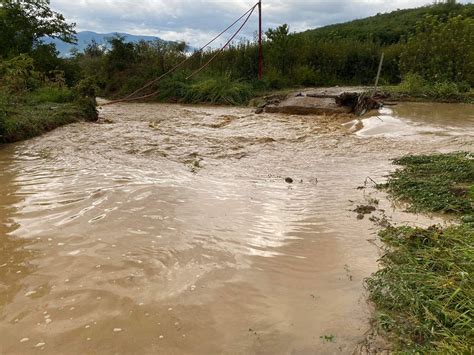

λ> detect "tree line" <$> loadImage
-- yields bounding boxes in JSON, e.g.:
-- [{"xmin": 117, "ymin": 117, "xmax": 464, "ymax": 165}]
[{"xmin": 1, "ymin": 0, "xmax": 473, "ymax": 109}]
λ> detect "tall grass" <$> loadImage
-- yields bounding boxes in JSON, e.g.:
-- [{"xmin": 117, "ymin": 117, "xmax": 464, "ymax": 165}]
[
  {"xmin": 366, "ymin": 224, "xmax": 474, "ymax": 353},
  {"xmin": 368, "ymin": 152, "xmax": 474, "ymax": 353},
  {"xmin": 182, "ymin": 76, "xmax": 254, "ymax": 105}
]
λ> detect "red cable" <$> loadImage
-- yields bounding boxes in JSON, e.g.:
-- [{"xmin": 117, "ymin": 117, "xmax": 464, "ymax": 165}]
[
  {"xmin": 103, "ymin": 2, "xmax": 259, "ymax": 106},
  {"xmin": 186, "ymin": 3, "xmax": 257, "ymax": 80}
]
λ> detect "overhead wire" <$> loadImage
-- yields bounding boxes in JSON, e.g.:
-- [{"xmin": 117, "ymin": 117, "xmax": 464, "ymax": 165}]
[
  {"xmin": 186, "ymin": 3, "xmax": 257, "ymax": 80},
  {"xmin": 103, "ymin": 2, "xmax": 259, "ymax": 106}
]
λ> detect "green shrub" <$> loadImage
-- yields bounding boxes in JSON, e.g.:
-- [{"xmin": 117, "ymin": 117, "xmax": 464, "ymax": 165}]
[
  {"xmin": 29, "ymin": 86, "xmax": 74, "ymax": 103},
  {"xmin": 72, "ymin": 78, "xmax": 98, "ymax": 122},
  {"xmin": 428, "ymin": 81, "xmax": 460, "ymax": 99},
  {"xmin": 398, "ymin": 73, "xmax": 427, "ymax": 95},
  {"xmin": 264, "ymin": 68, "xmax": 290, "ymax": 90},
  {"xmin": 0, "ymin": 54, "xmax": 42, "ymax": 93},
  {"xmin": 75, "ymin": 97, "xmax": 98, "ymax": 122},
  {"xmin": 457, "ymin": 81, "xmax": 472, "ymax": 93},
  {"xmin": 156, "ymin": 74, "xmax": 188, "ymax": 102},
  {"xmin": 293, "ymin": 65, "xmax": 318, "ymax": 86},
  {"xmin": 73, "ymin": 77, "xmax": 99, "ymax": 99},
  {"xmin": 0, "ymin": 92, "xmax": 8, "ymax": 142}
]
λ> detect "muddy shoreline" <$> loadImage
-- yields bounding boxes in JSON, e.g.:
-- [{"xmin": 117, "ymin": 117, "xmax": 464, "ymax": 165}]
[{"xmin": 0, "ymin": 101, "xmax": 472, "ymax": 354}]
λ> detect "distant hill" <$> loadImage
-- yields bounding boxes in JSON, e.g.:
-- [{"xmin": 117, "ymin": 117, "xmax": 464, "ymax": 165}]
[
  {"xmin": 299, "ymin": 2, "xmax": 474, "ymax": 44},
  {"xmin": 43, "ymin": 31, "xmax": 183, "ymax": 56}
]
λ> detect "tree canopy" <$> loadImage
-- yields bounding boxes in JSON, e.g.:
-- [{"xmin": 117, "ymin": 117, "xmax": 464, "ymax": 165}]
[{"xmin": 0, "ymin": 0, "xmax": 76, "ymax": 58}]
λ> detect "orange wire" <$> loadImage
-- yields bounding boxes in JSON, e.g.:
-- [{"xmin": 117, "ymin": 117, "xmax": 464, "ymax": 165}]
[{"xmin": 103, "ymin": 2, "xmax": 259, "ymax": 106}]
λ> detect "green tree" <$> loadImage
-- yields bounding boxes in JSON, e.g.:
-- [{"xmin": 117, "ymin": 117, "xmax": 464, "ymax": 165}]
[
  {"xmin": 106, "ymin": 35, "xmax": 137, "ymax": 74},
  {"xmin": 0, "ymin": 0, "xmax": 76, "ymax": 58},
  {"xmin": 265, "ymin": 24, "xmax": 295, "ymax": 75},
  {"xmin": 400, "ymin": 14, "xmax": 474, "ymax": 84}
]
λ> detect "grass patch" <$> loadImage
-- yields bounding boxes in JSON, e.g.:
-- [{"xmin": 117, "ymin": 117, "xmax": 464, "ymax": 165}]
[
  {"xmin": 367, "ymin": 152, "xmax": 474, "ymax": 353},
  {"xmin": 0, "ymin": 77, "xmax": 98, "ymax": 144},
  {"xmin": 29, "ymin": 86, "xmax": 74, "ymax": 104},
  {"xmin": 0, "ymin": 100, "xmax": 96, "ymax": 143},
  {"xmin": 380, "ymin": 152, "xmax": 474, "ymax": 216},
  {"xmin": 366, "ymin": 224, "xmax": 474, "ymax": 353},
  {"xmin": 110, "ymin": 75, "xmax": 255, "ymax": 106},
  {"xmin": 182, "ymin": 77, "xmax": 254, "ymax": 106},
  {"xmin": 383, "ymin": 74, "xmax": 474, "ymax": 103}
]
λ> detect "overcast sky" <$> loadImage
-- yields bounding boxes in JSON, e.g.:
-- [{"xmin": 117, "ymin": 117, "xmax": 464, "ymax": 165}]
[{"xmin": 50, "ymin": 0, "xmax": 473, "ymax": 47}]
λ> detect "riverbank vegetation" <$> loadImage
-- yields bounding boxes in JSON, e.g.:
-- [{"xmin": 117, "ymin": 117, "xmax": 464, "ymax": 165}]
[
  {"xmin": 66, "ymin": 1, "xmax": 473, "ymax": 104},
  {"xmin": 367, "ymin": 152, "xmax": 473, "ymax": 353},
  {"xmin": 0, "ymin": 0, "xmax": 98, "ymax": 143}
]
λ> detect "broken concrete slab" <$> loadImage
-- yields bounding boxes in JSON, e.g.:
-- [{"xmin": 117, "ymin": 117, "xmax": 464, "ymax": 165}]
[
  {"xmin": 265, "ymin": 96, "xmax": 352, "ymax": 115},
  {"xmin": 256, "ymin": 87, "xmax": 382, "ymax": 116}
]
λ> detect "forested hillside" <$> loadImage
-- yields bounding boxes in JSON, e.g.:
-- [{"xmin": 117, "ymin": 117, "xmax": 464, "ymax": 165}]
[{"xmin": 300, "ymin": 1, "xmax": 474, "ymax": 44}]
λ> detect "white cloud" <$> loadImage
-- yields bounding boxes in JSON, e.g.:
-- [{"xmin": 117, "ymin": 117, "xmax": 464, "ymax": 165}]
[{"xmin": 49, "ymin": 0, "xmax": 473, "ymax": 46}]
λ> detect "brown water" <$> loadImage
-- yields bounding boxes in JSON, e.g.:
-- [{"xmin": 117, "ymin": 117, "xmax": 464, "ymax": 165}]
[{"xmin": 0, "ymin": 101, "xmax": 472, "ymax": 354}]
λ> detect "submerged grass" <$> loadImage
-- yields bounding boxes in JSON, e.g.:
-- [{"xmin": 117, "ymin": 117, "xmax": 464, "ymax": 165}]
[{"xmin": 367, "ymin": 152, "xmax": 474, "ymax": 353}]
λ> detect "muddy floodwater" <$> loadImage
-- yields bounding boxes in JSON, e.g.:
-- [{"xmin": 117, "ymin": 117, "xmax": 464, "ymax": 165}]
[{"xmin": 0, "ymin": 101, "xmax": 473, "ymax": 354}]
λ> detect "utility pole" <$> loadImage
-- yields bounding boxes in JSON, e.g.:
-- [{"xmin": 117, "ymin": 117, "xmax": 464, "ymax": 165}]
[
  {"xmin": 258, "ymin": 0, "xmax": 263, "ymax": 80},
  {"xmin": 372, "ymin": 52, "xmax": 384, "ymax": 97}
]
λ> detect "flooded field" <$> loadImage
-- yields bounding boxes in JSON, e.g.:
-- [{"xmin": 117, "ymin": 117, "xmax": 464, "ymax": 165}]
[{"xmin": 0, "ymin": 101, "xmax": 473, "ymax": 354}]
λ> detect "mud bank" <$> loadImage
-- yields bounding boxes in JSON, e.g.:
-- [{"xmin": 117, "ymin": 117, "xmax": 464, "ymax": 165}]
[{"xmin": 0, "ymin": 102, "xmax": 472, "ymax": 354}]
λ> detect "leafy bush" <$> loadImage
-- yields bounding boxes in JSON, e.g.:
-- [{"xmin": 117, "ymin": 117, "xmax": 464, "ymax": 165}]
[
  {"xmin": 293, "ymin": 65, "xmax": 318, "ymax": 86},
  {"xmin": 0, "ymin": 92, "xmax": 9, "ymax": 142},
  {"xmin": 456, "ymin": 81, "xmax": 472, "ymax": 93},
  {"xmin": 263, "ymin": 67, "xmax": 290, "ymax": 90},
  {"xmin": 398, "ymin": 73, "xmax": 427, "ymax": 96},
  {"xmin": 156, "ymin": 74, "xmax": 188, "ymax": 102},
  {"xmin": 75, "ymin": 97, "xmax": 98, "ymax": 122},
  {"xmin": 73, "ymin": 77, "xmax": 99, "ymax": 99},
  {"xmin": 0, "ymin": 54, "xmax": 41, "ymax": 93},
  {"xmin": 400, "ymin": 15, "xmax": 474, "ymax": 85},
  {"xmin": 29, "ymin": 86, "xmax": 74, "ymax": 103},
  {"xmin": 394, "ymin": 74, "xmax": 468, "ymax": 101},
  {"xmin": 428, "ymin": 81, "xmax": 461, "ymax": 99},
  {"xmin": 73, "ymin": 78, "xmax": 98, "ymax": 121}
]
